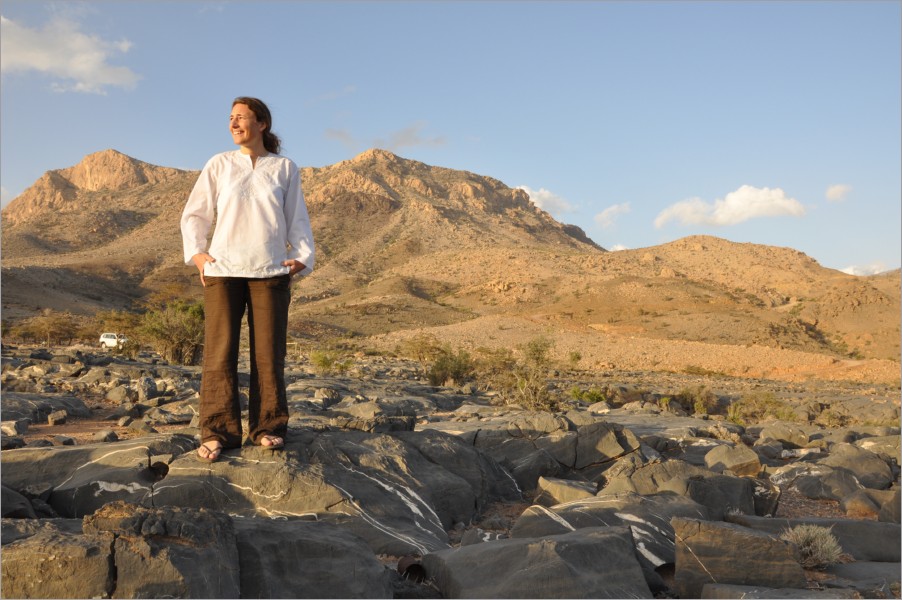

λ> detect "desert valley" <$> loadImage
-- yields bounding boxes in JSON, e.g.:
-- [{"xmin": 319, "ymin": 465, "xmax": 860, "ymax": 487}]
[{"xmin": 1, "ymin": 149, "xmax": 899, "ymax": 598}]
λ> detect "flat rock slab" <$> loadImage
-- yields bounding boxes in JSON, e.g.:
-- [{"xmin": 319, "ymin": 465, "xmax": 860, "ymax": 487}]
[
  {"xmin": 673, "ymin": 517, "xmax": 807, "ymax": 599},
  {"xmin": 726, "ymin": 514, "xmax": 901, "ymax": 562},
  {"xmin": 422, "ymin": 525, "xmax": 653, "ymax": 598}
]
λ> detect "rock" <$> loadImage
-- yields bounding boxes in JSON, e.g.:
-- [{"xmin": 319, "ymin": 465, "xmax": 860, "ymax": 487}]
[
  {"xmin": 0, "ymin": 519, "xmax": 114, "ymax": 599},
  {"xmin": 1, "ymin": 419, "xmax": 30, "ymax": 436},
  {"xmin": 756, "ymin": 423, "xmax": 809, "ymax": 448},
  {"xmin": 817, "ymin": 443, "xmax": 894, "ymax": 490},
  {"xmin": 574, "ymin": 421, "xmax": 642, "ymax": 469},
  {"xmin": 150, "ymin": 428, "xmax": 519, "ymax": 556},
  {"xmin": 1, "ymin": 484, "xmax": 37, "ymax": 519},
  {"xmin": 672, "ymin": 517, "xmax": 807, "ymax": 599},
  {"xmin": 93, "ymin": 429, "xmax": 119, "ymax": 443},
  {"xmin": 422, "ymin": 526, "xmax": 653, "ymax": 598},
  {"xmin": 511, "ymin": 491, "xmax": 709, "ymax": 587},
  {"xmin": 600, "ymin": 459, "xmax": 757, "ymax": 519},
  {"xmin": 770, "ymin": 463, "xmax": 864, "ymax": 502},
  {"xmin": 820, "ymin": 560, "xmax": 902, "ymax": 598},
  {"xmin": 47, "ymin": 409, "xmax": 67, "ymax": 425},
  {"xmin": 0, "ymin": 389, "xmax": 92, "ymax": 423},
  {"xmin": 52, "ymin": 435, "xmax": 75, "ymax": 446},
  {"xmin": 854, "ymin": 435, "xmax": 901, "ymax": 464},
  {"xmin": 704, "ymin": 443, "xmax": 762, "ymax": 477},
  {"xmin": 879, "ymin": 488, "xmax": 900, "ymax": 523},
  {"xmin": 725, "ymin": 514, "xmax": 901, "ymax": 562},
  {"xmin": 533, "ymin": 476, "xmax": 596, "ymax": 506},
  {"xmin": 82, "ymin": 501, "xmax": 241, "ymax": 599},
  {"xmin": 0, "ymin": 434, "xmax": 197, "ymax": 517},
  {"xmin": 233, "ymin": 517, "xmax": 392, "ymax": 598}
]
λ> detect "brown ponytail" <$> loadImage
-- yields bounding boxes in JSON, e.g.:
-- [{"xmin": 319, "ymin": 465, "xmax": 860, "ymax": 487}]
[{"xmin": 232, "ymin": 96, "xmax": 281, "ymax": 154}]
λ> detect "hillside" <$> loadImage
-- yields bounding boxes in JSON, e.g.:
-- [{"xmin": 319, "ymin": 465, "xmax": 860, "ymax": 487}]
[{"xmin": 2, "ymin": 149, "xmax": 898, "ymax": 384}]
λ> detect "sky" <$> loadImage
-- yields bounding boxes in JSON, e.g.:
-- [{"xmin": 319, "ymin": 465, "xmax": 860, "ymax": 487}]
[{"xmin": 1, "ymin": 1, "xmax": 900, "ymax": 276}]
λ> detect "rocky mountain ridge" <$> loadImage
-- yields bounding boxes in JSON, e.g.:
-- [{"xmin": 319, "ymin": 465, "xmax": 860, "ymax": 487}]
[{"xmin": 1, "ymin": 149, "xmax": 899, "ymax": 383}]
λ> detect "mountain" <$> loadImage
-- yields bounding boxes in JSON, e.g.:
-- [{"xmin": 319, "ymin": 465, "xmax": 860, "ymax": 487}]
[{"xmin": 2, "ymin": 149, "xmax": 899, "ymax": 383}]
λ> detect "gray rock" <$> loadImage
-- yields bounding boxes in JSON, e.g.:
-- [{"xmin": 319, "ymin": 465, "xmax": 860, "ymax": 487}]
[
  {"xmin": 512, "ymin": 492, "xmax": 709, "ymax": 573},
  {"xmin": 853, "ymin": 435, "xmax": 901, "ymax": 464},
  {"xmin": 1, "ymin": 484, "xmax": 37, "ymax": 519},
  {"xmin": 83, "ymin": 501, "xmax": 241, "ymax": 599},
  {"xmin": 817, "ymin": 443, "xmax": 894, "ymax": 490},
  {"xmin": 234, "ymin": 517, "xmax": 392, "ymax": 598},
  {"xmin": 725, "ymin": 514, "xmax": 901, "ymax": 562},
  {"xmin": 704, "ymin": 443, "xmax": 761, "ymax": 477},
  {"xmin": 673, "ymin": 517, "xmax": 806, "ymax": 599},
  {"xmin": 533, "ymin": 476, "xmax": 596, "ymax": 506},
  {"xmin": 151, "ymin": 428, "xmax": 519, "ymax": 556},
  {"xmin": 0, "ymin": 419, "xmax": 30, "ymax": 436},
  {"xmin": 0, "ymin": 434, "xmax": 197, "ymax": 517},
  {"xmin": 755, "ymin": 423, "xmax": 809, "ymax": 448},
  {"xmin": 47, "ymin": 409, "xmax": 67, "ymax": 425},
  {"xmin": 423, "ymin": 526, "xmax": 653, "ymax": 598},
  {"xmin": 0, "ymin": 519, "xmax": 113, "ymax": 599},
  {"xmin": 820, "ymin": 561, "xmax": 902, "ymax": 598}
]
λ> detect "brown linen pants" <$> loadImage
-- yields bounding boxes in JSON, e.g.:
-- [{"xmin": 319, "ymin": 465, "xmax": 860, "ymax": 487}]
[{"xmin": 200, "ymin": 275, "xmax": 291, "ymax": 448}]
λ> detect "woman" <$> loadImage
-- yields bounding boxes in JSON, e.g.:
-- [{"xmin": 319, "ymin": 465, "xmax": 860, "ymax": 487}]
[{"xmin": 180, "ymin": 97, "xmax": 315, "ymax": 462}]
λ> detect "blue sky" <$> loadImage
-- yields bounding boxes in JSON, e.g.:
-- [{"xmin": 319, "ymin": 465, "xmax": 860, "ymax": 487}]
[{"xmin": 1, "ymin": 1, "xmax": 899, "ymax": 275}]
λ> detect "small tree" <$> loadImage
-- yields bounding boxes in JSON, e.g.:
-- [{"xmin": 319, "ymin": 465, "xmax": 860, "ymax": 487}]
[{"xmin": 138, "ymin": 300, "xmax": 205, "ymax": 365}]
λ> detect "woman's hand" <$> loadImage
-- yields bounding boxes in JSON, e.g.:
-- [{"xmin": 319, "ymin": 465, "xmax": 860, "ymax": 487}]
[
  {"xmin": 191, "ymin": 253, "xmax": 215, "ymax": 286},
  {"xmin": 282, "ymin": 259, "xmax": 306, "ymax": 276}
]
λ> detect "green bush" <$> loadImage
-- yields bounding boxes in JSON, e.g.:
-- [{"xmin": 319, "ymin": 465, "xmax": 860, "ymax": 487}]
[
  {"xmin": 476, "ymin": 336, "xmax": 559, "ymax": 412},
  {"xmin": 427, "ymin": 346, "xmax": 475, "ymax": 386},
  {"xmin": 678, "ymin": 385, "xmax": 718, "ymax": 415},
  {"xmin": 727, "ymin": 391, "xmax": 797, "ymax": 425},
  {"xmin": 310, "ymin": 348, "xmax": 352, "ymax": 376},
  {"xmin": 138, "ymin": 300, "xmax": 205, "ymax": 365},
  {"xmin": 780, "ymin": 524, "xmax": 844, "ymax": 569}
]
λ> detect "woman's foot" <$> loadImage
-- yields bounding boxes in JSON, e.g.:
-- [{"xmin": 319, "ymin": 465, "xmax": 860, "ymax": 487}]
[
  {"xmin": 258, "ymin": 434, "xmax": 284, "ymax": 450},
  {"xmin": 197, "ymin": 440, "xmax": 223, "ymax": 463}
]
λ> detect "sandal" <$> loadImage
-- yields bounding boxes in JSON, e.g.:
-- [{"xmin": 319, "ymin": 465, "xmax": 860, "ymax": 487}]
[
  {"xmin": 197, "ymin": 440, "xmax": 223, "ymax": 463},
  {"xmin": 258, "ymin": 434, "xmax": 284, "ymax": 451}
]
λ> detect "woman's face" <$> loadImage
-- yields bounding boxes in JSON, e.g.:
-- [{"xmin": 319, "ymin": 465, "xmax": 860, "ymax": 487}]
[{"xmin": 229, "ymin": 103, "xmax": 266, "ymax": 149}]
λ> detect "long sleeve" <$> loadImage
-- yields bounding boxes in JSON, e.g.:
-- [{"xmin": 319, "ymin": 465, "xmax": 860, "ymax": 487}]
[
  {"xmin": 180, "ymin": 157, "xmax": 218, "ymax": 264},
  {"xmin": 283, "ymin": 166, "xmax": 315, "ymax": 277}
]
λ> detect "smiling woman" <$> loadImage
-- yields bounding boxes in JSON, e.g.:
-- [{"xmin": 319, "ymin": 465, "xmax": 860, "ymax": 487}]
[{"xmin": 180, "ymin": 96, "xmax": 316, "ymax": 463}]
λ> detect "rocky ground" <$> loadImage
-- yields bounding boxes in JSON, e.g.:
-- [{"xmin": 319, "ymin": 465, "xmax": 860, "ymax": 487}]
[{"xmin": 1, "ymin": 343, "xmax": 900, "ymax": 598}]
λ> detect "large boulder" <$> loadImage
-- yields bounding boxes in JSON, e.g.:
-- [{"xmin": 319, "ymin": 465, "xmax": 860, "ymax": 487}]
[
  {"xmin": 725, "ymin": 514, "xmax": 902, "ymax": 563},
  {"xmin": 816, "ymin": 443, "xmax": 894, "ymax": 490},
  {"xmin": 82, "ymin": 501, "xmax": 241, "ymax": 599},
  {"xmin": 511, "ymin": 492, "xmax": 709, "ymax": 592},
  {"xmin": 422, "ymin": 526, "xmax": 653, "ymax": 598},
  {"xmin": 1, "ymin": 519, "xmax": 113, "ymax": 599},
  {"xmin": 233, "ymin": 518, "xmax": 392, "ymax": 598},
  {"xmin": 672, "ymin": 517, "xmax": 807, "ymax": 599},
  {"xmin": 151, "ymin": 427, "xmax": 520, "ymax": 556},
  {"xmin": 0, "ymin": 434, "xmax": 197, "ymax": 517}
]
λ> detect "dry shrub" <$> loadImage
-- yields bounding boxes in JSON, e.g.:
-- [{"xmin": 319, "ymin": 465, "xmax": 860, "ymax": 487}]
[{"xmin": 780, "ymin": 524, "xmax": 844, "ymax": 569}]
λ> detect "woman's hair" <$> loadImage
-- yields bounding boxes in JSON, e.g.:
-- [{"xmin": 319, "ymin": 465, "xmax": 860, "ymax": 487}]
[{"xmin": 232, "ymin": 96, "xmax": 281, "ymax": 154}]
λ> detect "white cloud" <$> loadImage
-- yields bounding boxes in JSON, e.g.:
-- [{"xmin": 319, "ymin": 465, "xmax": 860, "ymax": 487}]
[
  {"xmin": 594, "ymin": 202, "xmax": 630, "ymax": 229},
  {"xmin": 609, "ymin": 243, "xmax": 629, "ymax": 251},
  {"xmin": 516, "ymin": 185, "xmax": 573, "ymax": 217},
  {"xmin": 841, "ymin": 262, "xmax": 889, "ymax": 276},
  {"xmin": 654, "ymin": 185, "xmax": 805, "ymax": 228},
  {"xmin": 0, "ymin": 15, "xmax": 139, "ymax": 94},
  {"xmin": 374, "ymin": 121, "xmax": 446, "ymax": 152},
  {"xmin": 826, "ymin": 184, "xmax": 852, "ymax": 203}
]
